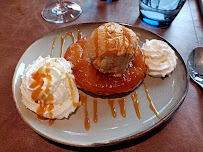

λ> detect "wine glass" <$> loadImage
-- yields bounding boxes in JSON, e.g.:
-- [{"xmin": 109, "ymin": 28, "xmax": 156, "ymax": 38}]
[{"xmin": 41, "ymin": 0, "xmax": 82, "ymax": 23}]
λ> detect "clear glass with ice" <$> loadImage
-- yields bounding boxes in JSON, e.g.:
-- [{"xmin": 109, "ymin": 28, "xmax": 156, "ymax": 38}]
[{"xmin": 139, "ymin": 0, "xmax": 186, "ymax": 28}]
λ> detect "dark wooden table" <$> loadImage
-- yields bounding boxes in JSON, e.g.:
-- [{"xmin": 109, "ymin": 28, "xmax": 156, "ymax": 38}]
[{"xmin": 0, "ymin": 0, "xmax": 202, "ymax": 151}]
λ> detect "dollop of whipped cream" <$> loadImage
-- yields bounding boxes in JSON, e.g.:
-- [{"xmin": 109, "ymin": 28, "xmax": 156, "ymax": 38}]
[
  {"xmin": 141, "ymin": 39, "xmax": 177, "ymax": 77},
  {"xmin": 20, "ymin": 56, "xmax": 80, "ymax": 119}
]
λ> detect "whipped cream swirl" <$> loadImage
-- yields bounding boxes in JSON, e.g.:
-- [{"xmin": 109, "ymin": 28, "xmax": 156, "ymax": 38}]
[
  {"xmin": 20, "ymin": 56, "xmax": 79, "ymax": 119},
  {"xmin": 142, "ymin": 39, "xmax": 177, "ymax": 77}
]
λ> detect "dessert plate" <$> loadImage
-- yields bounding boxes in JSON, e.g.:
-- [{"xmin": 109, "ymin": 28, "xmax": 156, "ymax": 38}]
[{"xmin": 12, "ymin": 22, "xmax": 189, "ymax": 147}]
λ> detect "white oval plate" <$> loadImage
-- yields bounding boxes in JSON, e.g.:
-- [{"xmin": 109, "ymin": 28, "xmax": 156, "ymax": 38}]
[{"xmin": 12, "ymin": 22, "xmax": 189, "ymax": 147}]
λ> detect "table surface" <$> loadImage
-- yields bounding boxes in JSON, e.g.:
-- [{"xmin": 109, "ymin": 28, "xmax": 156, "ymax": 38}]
[{"xmin": 0, "ymin": 0, "xmax": 202, "ymax": 151}]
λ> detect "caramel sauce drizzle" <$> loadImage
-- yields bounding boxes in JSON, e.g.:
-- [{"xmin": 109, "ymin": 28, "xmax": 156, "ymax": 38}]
[
  {"xmin": 48, "ymin": 111, "xmax": 55, "ymax": 126},
  {"xmin": 94, "ymin": 28, "xmax": 99, "ymax": 57},
  {"xmin": 122, "ymin": 27, "xmax": 131, "ymax": 52},
  {"xmin": 29, "ymin": 63, "xmax": 55, "ymax": 126},
  {"xmin": 77, "ymin": 25, "xmax": 82, "ymax": 40},
  {"xmin": 50, "ymin": 36, "xmax": 57, "ymax": 57},
  {"xmin": 61, "ymin": 32, "xmax": 75, "ymax": 58},
  {"xmin": 41, "ymin": 29, "xmax": 162, "ymax": 129},
  {"xmin": 122, "ymin": 27, "xmax": 126, "ymax": 49},
  {"xmin": 80, "ymin": 94, "xmax": 90, "ymax": 131},
  {"xmin": 126, "ymin": 30, "xmax": 131, "ymax": 47},
  {"xmin": 37, "ymin": 115, "xmax": 55, "ymax": 126},
  {"xmin": 143, "ymin": 82, "xmax": 161, "ymax": 119},
  {"xmin": 36, "ymin": 101, "xmax": 47, "ymax": 117},
  {"xmin": 100, "ymin": 23, "xmax": 119, "ymax": 58},
  {"xmin": 108, "ymin": 99, "xmax": 117, "ymax": 118},
  {"xmin": 118, "ymin": 98, "xmax": 126, "ymax": 118},
  {"xmin": 93, "ymin": 99, "xmax": 98, "ymax": 123},
  {"xmin": 36, "ymin": 30, "xmax": 78, "ymax": 126},
  {"xmin": 30, "ymin": 66, "xmax": 53, "ymax": 103},
  {"xmin": 104, "ymin": 24, "xmax": 110, "ymax": 52},
  {"xmin": 60, "ymin": 37, "xmax": 64, "ymax": 58},
  {"xmin": 66, "ymin": 73, "xmax": 79, "ymax": 108},
  {"xmin": 78, "ymin": 83, "xmax": 161, "ymax": 131},
  {"xmin": 47, "ymin": 103, "xmax": 54, "ymax": 112},
  {"xmin": 48, "ymin": 119, "xmax": 55, "ymax": 126},
  {"xmin": 131, "ymin": 91, "xmax": 141, "ymax": 119}
]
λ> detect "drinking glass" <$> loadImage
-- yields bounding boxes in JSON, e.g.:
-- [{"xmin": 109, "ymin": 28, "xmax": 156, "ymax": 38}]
[
  {"xmin": 42, "ymin": 0, "xmax": 82, "ymax": 23},
  {"xmin": 139, "ymin": 0, "xmax": 186, "ymax": 28}
]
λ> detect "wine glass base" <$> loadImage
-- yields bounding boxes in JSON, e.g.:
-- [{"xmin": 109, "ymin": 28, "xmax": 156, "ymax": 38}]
[{"xmin": 41, "ymin": 1, "xmax": 82, "ymax": 23}]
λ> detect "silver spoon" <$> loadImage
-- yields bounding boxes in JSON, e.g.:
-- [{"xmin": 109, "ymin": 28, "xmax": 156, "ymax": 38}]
[{"xmin": 187, "ymin": 47, "xmax": 203, "ymax": 90}]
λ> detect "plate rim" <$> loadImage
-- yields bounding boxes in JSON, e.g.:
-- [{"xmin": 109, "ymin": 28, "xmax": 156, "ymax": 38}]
[{"xmin": 12, "ymin": 22, "xmax": 189, "ymax": 147}]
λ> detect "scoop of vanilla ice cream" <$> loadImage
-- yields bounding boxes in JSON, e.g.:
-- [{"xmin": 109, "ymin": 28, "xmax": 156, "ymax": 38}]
[
  {"xmin": 141, "ymin": 39, "xmax": 177, "ymax": 77},
  {"xmin": 20, "ymin": 56, "xmax": 80, "ymax": 119},
  {"xmin": 87, "ymin": 22, "xmax": 139, "ymax": 76}
]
